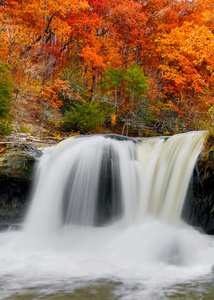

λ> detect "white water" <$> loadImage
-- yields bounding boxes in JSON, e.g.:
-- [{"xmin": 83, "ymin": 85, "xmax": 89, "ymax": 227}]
[{"xmin": 0, "ymin": 131, "xmax": 214, "ymax": 299}]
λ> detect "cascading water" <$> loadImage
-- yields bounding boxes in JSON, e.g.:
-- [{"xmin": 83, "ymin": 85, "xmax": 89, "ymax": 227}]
[
  {"xmin": 0, "ymin": 131, "xmax": 214, "ymax": 300},
  {"xmin": 25, "ymin": 131, "xmax": 205, "ymax": 231}
]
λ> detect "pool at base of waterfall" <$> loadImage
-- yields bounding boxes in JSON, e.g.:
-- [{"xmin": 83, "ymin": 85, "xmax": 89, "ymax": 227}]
[
  {"xmin": 0, "ymin": 219, "xmax": 214, "ymax": 300},
  {"xmin": 2, "ymin": 275, "xmax": 214, "ymax": 300}
]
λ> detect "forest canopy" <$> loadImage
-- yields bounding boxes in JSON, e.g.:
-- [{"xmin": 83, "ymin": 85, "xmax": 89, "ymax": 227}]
[{"xmin": 0, "ymin": 0, "xmax": 214, "ymax": 137}]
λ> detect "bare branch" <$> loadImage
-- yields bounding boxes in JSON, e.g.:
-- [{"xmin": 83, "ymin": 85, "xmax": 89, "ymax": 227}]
[{"xmin": 19, "ymin": 11, "xmax": 60, "ymax": 59}]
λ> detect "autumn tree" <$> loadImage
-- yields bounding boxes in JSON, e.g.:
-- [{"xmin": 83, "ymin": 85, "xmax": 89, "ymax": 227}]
[
  {"xmin": 156, "ymin": 21, "xmax": 214, "ymax": 124},
  {"xmin": 1, "ymin": 0, "xmax": 214, "ymax": 135}
]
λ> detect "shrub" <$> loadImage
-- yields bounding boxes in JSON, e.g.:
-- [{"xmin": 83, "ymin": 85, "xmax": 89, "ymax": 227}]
[{"xmin": 63, "ymin": 101, "xmax": 113, "ymax": 134}]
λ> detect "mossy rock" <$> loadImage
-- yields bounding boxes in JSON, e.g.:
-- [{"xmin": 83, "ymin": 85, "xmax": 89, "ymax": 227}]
[
  {"xmin": 0, "ymin": 143, "xmax": 42, "ymax": 224},
  {"xmin": 0, "ymin": 143, "xmax": 42, "ymax": 180}
]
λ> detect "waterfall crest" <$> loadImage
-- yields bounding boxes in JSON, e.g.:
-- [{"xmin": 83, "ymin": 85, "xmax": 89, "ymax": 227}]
[{"xmin": 25, "ymin": 131, "xmax": 205, "ymax": 234}]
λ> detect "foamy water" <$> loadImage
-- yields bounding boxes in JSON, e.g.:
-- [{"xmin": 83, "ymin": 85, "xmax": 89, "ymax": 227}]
[
  {"xmin": 0, "ymin": 220, "xmax": 214, "ymax": 299},
  {"xmin": 0, "ymin": 132, "xmax": 213, "ymax": 299}
]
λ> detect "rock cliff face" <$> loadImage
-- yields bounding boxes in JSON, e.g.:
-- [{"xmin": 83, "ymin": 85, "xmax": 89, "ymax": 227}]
[
  {"xmin": 0, "ymin": 142, "xmax": 42, "ymax": 228},
  {"xmin": 183, "ymin": 153, "xmax": 214, "ymax": 235}
]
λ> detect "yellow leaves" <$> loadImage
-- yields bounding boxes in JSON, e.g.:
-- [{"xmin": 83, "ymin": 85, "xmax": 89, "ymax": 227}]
[
  {"xmin": 69, "ymin": 130, "xmax": 80, "ymax": 137},
  {"xmin": 150, "ymin": 100, "xmax": 171, "ymax": 116},
  {"xmin": 157, "ymin": 21, "xmax": 214, "ymax": 62},
  {"xmin": 52, "ymin": 133, "xmax": 63, "ymax": 140},
  {"xmin": 111, "ymin": 113, "xmax": 117, "ymax": 126},
  {"xmin": 158, "ymin": 64, "xmax": 185, "ymax": 85},
  {"xmin": 47, "ymin": 113, "xmax": 64, "ymax": 131},
  {"xmin": 206, "ymin": 66, "xmax": 214, "ymax": 77},
  {"xmin": 4, "ymin": 0, "xmax": 214, "ymax": 134},
  {"xmin": 156, "ymin": 21, "xmax": 214, "ymax": 97}
]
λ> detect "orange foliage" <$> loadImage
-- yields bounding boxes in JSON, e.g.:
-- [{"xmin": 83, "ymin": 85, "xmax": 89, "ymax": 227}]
[
  {"xmin": 41, "ymin": 79, "xmax": 69, "ymax": 109},
  {"xmin": 156, "ymin": 20, "xmax": 214, "ymax": 114},
  {"xmin": 2, "ymin": 0, "xmax": 214, "ymax": 133},
  {"xmin": 111, "ymin": 114, "xmax": 117, "ymax": 126}
]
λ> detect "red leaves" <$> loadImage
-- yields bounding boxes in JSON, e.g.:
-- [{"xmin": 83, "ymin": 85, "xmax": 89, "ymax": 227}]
[
  {"xmin": 87, "ymin": 0, "xmax": 108, "ymax": 14},
  {"xmin": 2, "ymin": 0, "xmax": 214, "ymax": 130}
]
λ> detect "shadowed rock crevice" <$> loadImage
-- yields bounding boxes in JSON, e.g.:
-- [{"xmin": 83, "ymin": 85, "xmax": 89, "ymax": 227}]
[
  {"xmin": 0, "ymin": 143, "xmax": 42, "ymax": 227},
  {"xmin": 182, "ymin": 158, "xmax": 214, "ymax": 235}
]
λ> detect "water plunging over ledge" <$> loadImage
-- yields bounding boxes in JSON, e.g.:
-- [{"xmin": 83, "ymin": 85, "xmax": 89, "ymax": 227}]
[
  {"xmin": 0, "ymin": 131, "xmax": 214, "ymax": 300},
  {"xmin": 25, "ymin": 131, "xmax": 205, "ymax": 231}
]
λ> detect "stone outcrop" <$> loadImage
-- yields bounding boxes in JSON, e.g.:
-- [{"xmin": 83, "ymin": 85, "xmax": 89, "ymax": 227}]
[
  {"xmin": 0, "ymin": 143, "xmax": 42, "ymax": 179},
  {"xmin": 183, "ymin": 134, "xmax": 214, "ymax": 234},
  {"xmin": 0, "ymin": 142, "xmax": 42, "ymax": 228}
]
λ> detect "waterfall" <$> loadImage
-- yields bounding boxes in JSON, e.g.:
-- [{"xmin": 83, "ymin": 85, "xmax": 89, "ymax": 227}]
[
  {"xmin": 25, "ymin": 131, "xmax": 205, "ymax": 234},
  {"xmin": 1, "ymin": 130, "xmax": 214, "ymax": 300}
]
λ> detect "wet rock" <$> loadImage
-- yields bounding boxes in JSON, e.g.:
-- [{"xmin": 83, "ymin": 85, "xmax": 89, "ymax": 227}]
[
  {"xmin": 183, "ymin": 155, "xmax": 214, "ymax": 235},
  {"xmin": 0, "ymin": 143, "xmax": 42, "ymax": 180},
  {"xmin": 0, "ymin": 142, "xmax": 42, "ymax": 224}
]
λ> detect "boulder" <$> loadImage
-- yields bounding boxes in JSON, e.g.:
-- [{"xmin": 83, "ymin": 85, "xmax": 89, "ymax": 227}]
[
  {"xmin": 0, "ymin": 143, "xmax": 42, "ymax": 180},
  {"xmin": 0, "ymin": 142, "xmax": 42, "ymax": 227}
]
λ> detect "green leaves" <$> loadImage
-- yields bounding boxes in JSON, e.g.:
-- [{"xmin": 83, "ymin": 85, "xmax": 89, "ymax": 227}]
[
  {"xmin": 124, "ymin": 65, "xmax": 148, "ymax": 102},
  {"xmin": 63, "ymin": 101, "xmax": 114, "ymax": 133},
  {"xmin": 102, "ymin": 68, "xmax": 124, "ymax": 90},
  {"xmin": 0, "ymin": 63, "xmax": 13, "ymax": 136},
  {"xmin": 0, "ymin": 63, "xmax": 13, "ymax": 119},
  {"xmin": 102, "ymin": 65, "xmax": 148, "ymax": 102}
]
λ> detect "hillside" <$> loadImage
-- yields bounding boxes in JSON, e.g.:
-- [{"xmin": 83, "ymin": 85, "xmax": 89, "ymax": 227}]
[{"xmin": 1, "ymin": 0, "xmax": 214, "ymax": 138}]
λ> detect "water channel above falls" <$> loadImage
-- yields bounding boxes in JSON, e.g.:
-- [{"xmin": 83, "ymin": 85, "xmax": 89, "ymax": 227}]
[{"xmin": 0, "ymin": 131, "xmax": 214, "ymax": 300}]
